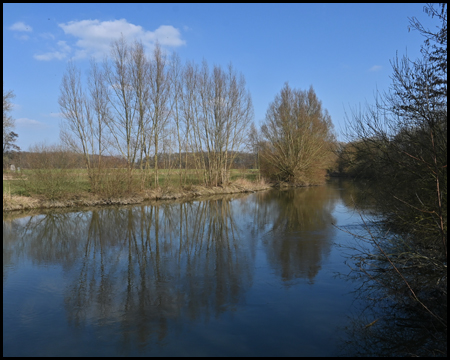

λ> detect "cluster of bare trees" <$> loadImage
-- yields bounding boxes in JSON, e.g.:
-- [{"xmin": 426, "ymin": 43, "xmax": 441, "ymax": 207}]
[{"xmin": 59, "ymin": 37, "xmax": 253, "ymax": 191}]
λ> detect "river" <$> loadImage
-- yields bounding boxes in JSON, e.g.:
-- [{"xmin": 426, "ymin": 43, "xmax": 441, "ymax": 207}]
[{"xmin": 4, "ymin": 179, "xmax": 380, "ymax": 356}]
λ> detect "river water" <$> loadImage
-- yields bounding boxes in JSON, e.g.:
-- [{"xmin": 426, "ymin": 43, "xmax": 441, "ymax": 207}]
[{"xmin": 4, "ymin": 179, "xmax": 377, "ymax": 356}]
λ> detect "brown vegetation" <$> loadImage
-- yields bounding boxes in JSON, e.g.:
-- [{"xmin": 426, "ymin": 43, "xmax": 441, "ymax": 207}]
[
  {"xmin": 3, "ymin": 177, "xmax": 270, "ymax": 212},
  {"xmin": 340, "ymin": 4, "xmax": 447, "ymax": 355},
  {"xmin": 259, "ymin": 83, "xmax": 336, "ymax": 185}
]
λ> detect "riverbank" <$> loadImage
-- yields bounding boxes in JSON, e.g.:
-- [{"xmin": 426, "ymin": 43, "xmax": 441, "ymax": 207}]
[{"xmin": 3, "ymin": 180, "xmax": 271, "ymax": 213}]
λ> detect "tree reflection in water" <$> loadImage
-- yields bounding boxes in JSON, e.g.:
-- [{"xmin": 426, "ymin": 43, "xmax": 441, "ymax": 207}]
[
  {"xmin": 3, "ymin": 184, "xmax": 367, "ymax": 356},
  {"xmin": 252, "ymin": 187, "xmax": 338, "ymax": 283},
  {"xmin": 339, "ymin": 281, "xmax": 447, "ymax": 357},
  {"xmin": 333, "ymin": 178, "xmax": 447, "ymax": 357},
  {"xmin": 4, "ymin": 181, "xmax": 443, "ymax": 356},
  {"xmin": 3, "ymin": 197, "xmax": 253, "ymax": 352}
]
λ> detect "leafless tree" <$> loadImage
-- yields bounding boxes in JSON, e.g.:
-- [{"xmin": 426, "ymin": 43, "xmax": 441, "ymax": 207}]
[
  {"xmin": 59, "ymin": 59, "xmax": 110, "ymax": 191},
  {"xmin": 58, "ymin": 36, "xmax": 255, "ymax": 191},
  {"xmin": 59, "ymin": 62, "xmax": 93, "ymax": 170},
  {"xmin": 260, "ymin": 83, "xmax": 335, "ymax": 184},
  {"xmin": 87, "ymin": 58, "xmax": 111, "ymax": 187},
  {"xmin": 181, "ymin": 61, "xmax": 204, "ymax": 182},
  {"xmin": 196, "ymin": 61, "xmax": 253, "ymax": 186},
  {"xmin": 102, "ymin": 35, "xmax": 140, "ymax": 186},
  {"xmin": 3, "ymin": 83, "xmax": 15, "ymax": 141},
  {"xmin": 3, "ymin": 83, "xmax": 19, "ymax": 161},
  {"xmin": 129, "ymin": 40, "xmax": 151, "ymax": 188},
  {"xmin": 248, "ymin": 122, "xmax": 261, "ymax": 178},
  {"xmin": 148, "ymin": 43, "xmax": 172, "ymax": 187},
  {"xmin": 170, "ymin": 52, "xmax": 184, "ymax": 185}
]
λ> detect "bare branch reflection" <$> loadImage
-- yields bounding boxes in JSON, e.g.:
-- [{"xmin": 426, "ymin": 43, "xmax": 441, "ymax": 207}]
[
  {"xmin": 252, "ymin": 186, "xmax": 339, "ymax": 283},
  {"xmin": 3, "ymin": 198, "xmax": 252, "ymax": 352}
]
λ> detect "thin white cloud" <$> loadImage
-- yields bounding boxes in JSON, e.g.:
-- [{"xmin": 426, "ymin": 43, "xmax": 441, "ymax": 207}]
[
  {"xmin": 9, "ymin": 21, "xmax": 33, "ymax": 32},
  {"xmin": 17, "ymin": 34, "xmax": 30, "ymax": 41},
  {"xmin": 57, "ymin": 40, "xmax": 71, "ymax": 53},
  {"xmin": 48, "ymin": 112, "xmax": 63, "ymax": 118},
  {"xmin": 11, "ymin": 103, "xmax": 21, "ymax": 111},
  {"xmin": 15, "ymin": 118, "xmax": 48, "ymax": 129},
  {"xmin": 39, "ymin": 32, "xmax": 56, "ymax": 40},
  {"xmin": 369, "ymin": 65, "xmax": 382, "ymax": 72},
  {"xmin": 34, "ymin": 40, "xmax": 71, "ymax": 61},
  {"xmin": 57, "ymin": 19, "xmax": 185, "ymax": 59}
]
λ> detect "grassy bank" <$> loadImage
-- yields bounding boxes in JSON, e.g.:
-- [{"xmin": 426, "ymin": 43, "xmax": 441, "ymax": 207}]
[{"xmin": 3, "ymin": 169, "xmax": 270, "ymax": 212}]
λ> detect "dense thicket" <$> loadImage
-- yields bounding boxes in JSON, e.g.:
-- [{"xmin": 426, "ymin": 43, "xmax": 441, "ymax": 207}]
[
  {"xmin": 344, "ymin": 3, "xmax": 447, "ymax": 258},
  {"xmin": 342, "ymin": 4, "xmax": 447, "ymax": 354}
]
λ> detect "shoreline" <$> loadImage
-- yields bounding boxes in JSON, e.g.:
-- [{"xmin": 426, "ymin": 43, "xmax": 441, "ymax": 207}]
[{"xmin": 3, "ymin": 182, "xmax": 272, "ymax": 213}]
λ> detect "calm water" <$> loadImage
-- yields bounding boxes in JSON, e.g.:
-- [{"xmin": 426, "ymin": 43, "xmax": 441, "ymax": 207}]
[{"xmin": 3, "ymin": 180, "xmax": 374, "ymax": 356}]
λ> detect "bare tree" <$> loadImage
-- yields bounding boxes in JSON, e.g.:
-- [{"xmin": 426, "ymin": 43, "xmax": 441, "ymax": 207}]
[
  {"xmin": 260, "ymin": 83, "xmax": 335, "ymax": 184},
  {"xmin": 197, "ymin": 61, "xmax": 253, "ymax": 186},
  {"xmin": 221, "ymin": 63, "xmax": 254, "ymax": 182},
  {"xmin": 248, "ymin": 122, "xmax": 261, "ymax": 179},
  {"xmin": 3, "ymin": 83, "xmax": 19, "ymax": 164},
  {"xmin": 181, "ymin": 61, "xmax": 205, "ymax": 183},
  {"xmin": 129, "ymin": 40, "xmax": 151, "ymax": 188},
  {"xmin": 170, "ymin": 52, "xmax": 184, "ymax": 185},
  {"xmin": 88, "ymin": 58, "xmax": 110, "ymax": 170},
  {"xmin": 58, "ymin": 36, "xmax": 256, "ymax": 191},
  {"xmin": 59, "ymin": 60, "xmax": 110, "ymax": 191},
  {"xmin": 3, "ymin": 84, "xmax": 15, "ymax": 141},
  {"xmin": 59, "ymin": 62, "xmax": 93, "ymax": 171},
  {"xmin": 148, "ymin": 43, "xmax": 172, "ymax": 187},
  {"xmin": 102, "ymin": 35, "xmax": 140, "ymax": 186}
]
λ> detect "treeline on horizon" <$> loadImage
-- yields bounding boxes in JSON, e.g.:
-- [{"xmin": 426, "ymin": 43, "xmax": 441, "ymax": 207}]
[{"xmin": 5, "ymin": 149, "xmax": 259, "ymax": 171}]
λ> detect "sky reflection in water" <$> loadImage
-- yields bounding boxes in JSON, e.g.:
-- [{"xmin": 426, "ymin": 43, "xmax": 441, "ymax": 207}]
[{"xmin": 4, "ymin": 180, "xmax": 373, "ymax": 356}]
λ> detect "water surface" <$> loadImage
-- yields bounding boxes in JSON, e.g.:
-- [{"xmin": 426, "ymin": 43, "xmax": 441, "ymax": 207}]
[{"xmin": 3, "ymin": 180, "xmax": 371, "ymax": 356}]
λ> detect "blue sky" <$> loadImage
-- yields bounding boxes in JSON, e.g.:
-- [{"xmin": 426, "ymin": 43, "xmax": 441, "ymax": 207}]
[{"xmin": 3, "ymin": 3, "xmax": 438, "ymax": 151}]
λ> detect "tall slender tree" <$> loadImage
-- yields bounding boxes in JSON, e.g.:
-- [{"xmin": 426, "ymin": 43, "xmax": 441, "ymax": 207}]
[{"xmin": 3, "ymin": 83, "xmax": 20, "ymax": 166}]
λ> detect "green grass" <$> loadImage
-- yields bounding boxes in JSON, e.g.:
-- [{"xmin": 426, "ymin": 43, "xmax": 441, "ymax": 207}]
[
  {"xmin": 3, "ymin": 168, "xmax": 261, "ymax": 199},
  {"xmin": 3, "ymin": 180, "xmax": 29, "ymax": 197}
]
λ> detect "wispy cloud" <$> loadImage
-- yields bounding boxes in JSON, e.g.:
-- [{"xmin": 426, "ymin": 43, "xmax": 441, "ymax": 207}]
[
  {"xmin": 15, "ymin": 118, "xmax": 48, "ymax": 129},
  {"xmin": 369, "ymin": 65, "xmax": 382, "ymax": 72},
  {"xmin": 39, "ymin": 32, "xmax": 55, "ymax": 40},
  {"xmin": 34, "ymin": 40, "xmax": 71, "ymax": 61},
  {"xmin": 55, "ymin": 19, "xmax": 185, "ymax": 60},
  {"xmin": 17, "ymin": 34, "xmax": 30, "ymax": 41},
  {"xmin": 9, "ymin": 21, "xmax": 33, "ymax": 32},
  {"xmin": 11, "ymin": 103, "xmax": 21, "ymax": 111},
  {"xmin": 48, "ymin": 112, "xmax": 63, "ymax": 118}
]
